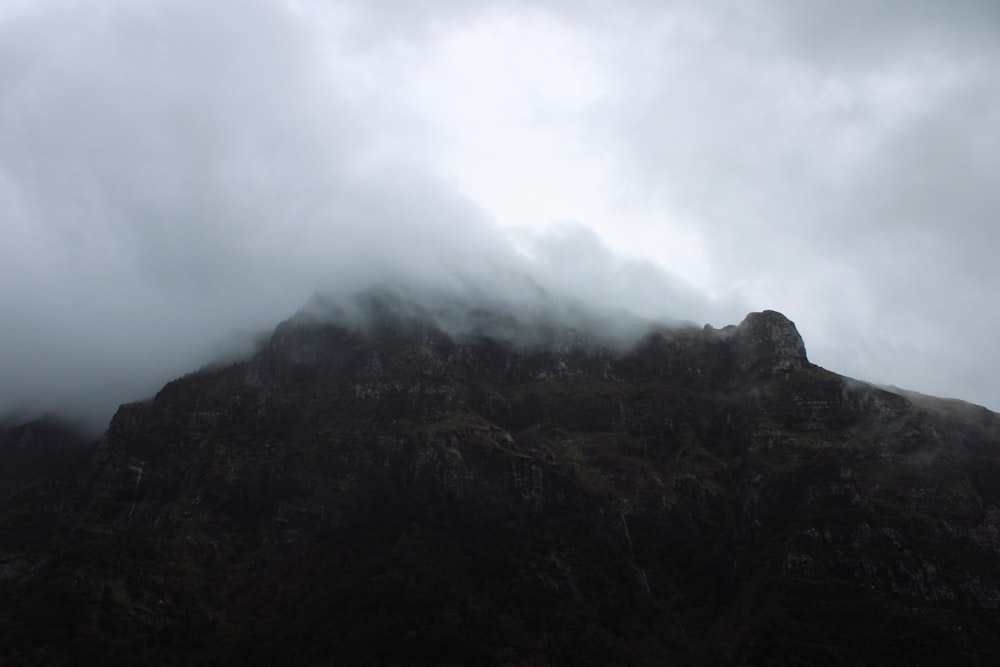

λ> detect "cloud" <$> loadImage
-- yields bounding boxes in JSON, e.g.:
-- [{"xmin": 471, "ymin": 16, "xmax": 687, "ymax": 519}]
[
  {"xmin": 1, "ymin": 0, "xmax": 998, "ymax": 429},
  {"xmin": 0, "ymin": 0, "xmax": 742, "ymax": 429},
  {"xmin": 556, "ymin": 1, "xmax": 1000, "ymax": 407},
  {"xmin": 506, "ymin": 222, "xmax": 740, "ymax": 325},
  {"xmin": 0, "ymin": 0, "xmax": 477, "ymax": 425}
]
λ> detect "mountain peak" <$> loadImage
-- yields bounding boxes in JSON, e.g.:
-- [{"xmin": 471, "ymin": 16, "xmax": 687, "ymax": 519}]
[{"xmin": 732, "ymin": 309, "xmax": 808, "ymax": 374}]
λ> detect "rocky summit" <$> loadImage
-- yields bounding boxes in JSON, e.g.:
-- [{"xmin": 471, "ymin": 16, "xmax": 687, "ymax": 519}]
[{"xmin": 1, "ymin": 289, "xmax": 999, "ymax": 665}]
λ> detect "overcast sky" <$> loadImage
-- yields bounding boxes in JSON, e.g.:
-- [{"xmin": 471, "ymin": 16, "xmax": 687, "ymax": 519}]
[{"xmin": 2, "ymin": 0, "xmax": 998, "ymax": 429}]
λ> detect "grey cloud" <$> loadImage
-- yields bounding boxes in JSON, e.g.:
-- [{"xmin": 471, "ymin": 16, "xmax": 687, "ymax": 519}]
[
  {"xmin": 0, "ymin": 0, "xmax": 734, "ymax": 429},
  {"xmin": 582, "ymin": 1, "xmax": 1000, "ymax": 408},
  {"xmin": 1, "ymin": 0, "xmax": 997, "ymax": 430},
  {"xmin": 0, "ymin": 0, "xmax": 483, "ymax": 426},
  {"xmin": 507, "ymin": 222, "xmax": 743, "ymax": 326},
  {"xmin": 757, "ymin": 0, "xmax": 1000, "ymax": 70}
]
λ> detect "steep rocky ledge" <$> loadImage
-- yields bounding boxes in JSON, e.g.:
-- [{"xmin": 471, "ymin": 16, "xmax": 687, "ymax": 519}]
[
  {"xmin": 731, "ymin": 309, "xmax": 808, "ymax": 374},
  {"xmin": 1, "ymin": 292, "xmax": 998, "ymax": 665}
]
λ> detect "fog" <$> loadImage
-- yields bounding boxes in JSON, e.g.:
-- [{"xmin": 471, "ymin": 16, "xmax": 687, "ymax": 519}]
[{"xmin": 2, "ymin": 0, "xmax": 998, "ymax": 430}]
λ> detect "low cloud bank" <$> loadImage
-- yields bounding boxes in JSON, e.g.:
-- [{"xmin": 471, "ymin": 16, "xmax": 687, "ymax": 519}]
[
  {"xmin": 0, "ymin": 2, "xmax": 734, "ymax": 430},
  {"xmin": 5, "ymin": 0, "xmax": 997, "ymax": 429}
]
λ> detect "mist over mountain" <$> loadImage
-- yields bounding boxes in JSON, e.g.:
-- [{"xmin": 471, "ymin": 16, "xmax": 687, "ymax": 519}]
[{"xmin": 2, "ymin": 0, "xmax": 999, "ymax": 429}]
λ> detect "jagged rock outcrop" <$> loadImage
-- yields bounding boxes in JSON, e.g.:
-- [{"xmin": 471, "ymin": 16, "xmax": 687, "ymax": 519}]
[
  {"xmin": 732, "ymin": 309, "xmax": 808, "ymax": 374},
  {"xmin": 1, "ymin": 291, "xmax": 998, "ymax": 666}
]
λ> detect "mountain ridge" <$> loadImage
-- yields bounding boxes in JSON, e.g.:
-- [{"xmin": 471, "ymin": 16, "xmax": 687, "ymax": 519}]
[{"xmin": 1, "ymin": 290, "xmax": 999, "ymax": 665}]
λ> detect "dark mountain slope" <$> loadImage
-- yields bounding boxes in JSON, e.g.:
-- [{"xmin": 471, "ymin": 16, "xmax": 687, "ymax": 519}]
[
  {"xmin": 0, "ymin": 416, "xmax": 93, "ymax": 502},
  {"xmin": 1, "ymin": 292, "xmax": 998, "ymax": 665}
]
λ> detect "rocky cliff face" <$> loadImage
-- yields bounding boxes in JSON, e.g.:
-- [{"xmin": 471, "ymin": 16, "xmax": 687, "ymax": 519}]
[
  {"xmin": 1, "ymin": 290, "xmax": 999, "ymax": 665},
  {"xmin": 730, "ymin": 309, "xmax": 808, "ymax": 374}
]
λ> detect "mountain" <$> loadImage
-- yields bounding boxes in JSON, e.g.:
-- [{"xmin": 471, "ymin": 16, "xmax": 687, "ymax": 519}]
[
  {"xmin": 1, "ymin": 287, "xmax": 999, "ymax": 665},
  {"xmin": 0, "ymin": 416, "xmax": 93, "ymax": 503}
]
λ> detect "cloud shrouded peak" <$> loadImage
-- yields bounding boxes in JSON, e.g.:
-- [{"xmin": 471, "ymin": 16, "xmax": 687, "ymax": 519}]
[{"xmin": 2, "ymin": 0, "xmax": 998, "ymax": 428}]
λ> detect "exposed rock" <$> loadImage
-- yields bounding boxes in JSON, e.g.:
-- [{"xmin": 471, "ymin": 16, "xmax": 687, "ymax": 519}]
[
  {"xmin": 0, "ymin": 294, "xmax": 998, "ymax": 666},
  {"xmin": 732, "ymin": 309, "xmax": 808, "ymax": 374}
]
